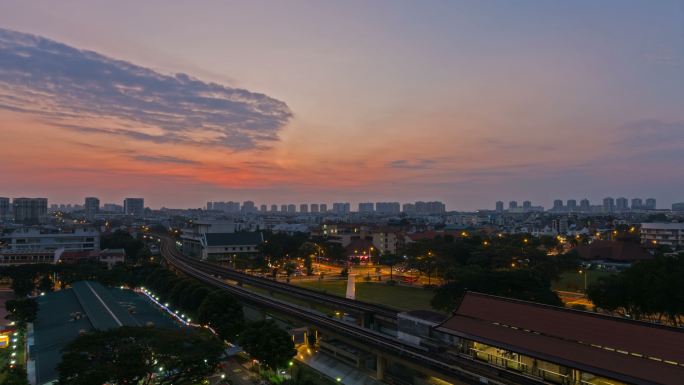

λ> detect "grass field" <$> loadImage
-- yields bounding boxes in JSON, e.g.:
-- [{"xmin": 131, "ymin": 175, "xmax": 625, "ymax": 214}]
[
  {"xmin": 293, "ymin": 279, "xmax": 436, "ymax": 312},
  {"xmin": 552, "ymin": 270, "xmax": 616, "ymax": 293}
]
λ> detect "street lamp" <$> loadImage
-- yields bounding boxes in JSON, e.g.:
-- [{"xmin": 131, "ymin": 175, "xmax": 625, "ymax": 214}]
[{"xmin": 578, "ymin": 269, "xmax": 588, "ymax": 293}]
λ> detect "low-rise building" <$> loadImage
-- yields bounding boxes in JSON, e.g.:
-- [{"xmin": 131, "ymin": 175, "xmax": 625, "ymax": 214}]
[
  {"xmin": 640, "ymin": 222, "xmax": 684, "ymax": 248},
  {"xmin": 436, "ymin": 292, "xmax": 684, "ymax": 385}
]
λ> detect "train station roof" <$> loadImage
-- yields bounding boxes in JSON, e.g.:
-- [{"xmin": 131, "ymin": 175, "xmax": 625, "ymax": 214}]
[
  {"xmin": 436, "ymin": 292, "xmax": 684, "ymax": 385},
  {"xmin": 30, "ymin": 281, "xmax": 178, "ymax": 385}
]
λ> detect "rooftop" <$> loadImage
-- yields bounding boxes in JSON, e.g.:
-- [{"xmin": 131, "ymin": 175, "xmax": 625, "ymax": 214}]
[
  {"xmin": 436, "ymin": 292, "xmax": 684, "ymax": 385},
  {"xmin": 30, "ymin": 282, "xmax": 178, "ymax": 385},
  {"xmin": 205, "ymin": 232, "xmax": 263, "ymax": 246}
]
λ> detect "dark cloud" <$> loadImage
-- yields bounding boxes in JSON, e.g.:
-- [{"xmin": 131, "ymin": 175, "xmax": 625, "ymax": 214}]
[
  {"xmin": 388, "ymin": 159, "xmax": 436, "ymax": 169},
  {"xmin": 0, "ymin": 28, "xmax": 292, "ymax": 150},
  {"xmin": 132, "ymin": 155, "xmax": 199, "ymax": 165}
]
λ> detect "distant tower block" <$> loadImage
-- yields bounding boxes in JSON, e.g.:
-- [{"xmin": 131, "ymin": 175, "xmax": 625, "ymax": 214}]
[{"xmin": 346, "ymin": 274, "xmax": 356, "ymax": 300}]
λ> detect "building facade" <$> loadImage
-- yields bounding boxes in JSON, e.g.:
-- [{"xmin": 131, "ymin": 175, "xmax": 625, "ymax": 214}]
[
  {"xmin": 123, "ymin": 198, "xmax": 144, "ymax": 217},
  {"xmin": 640, "ymin": 222, "xmax": 684, "ymax": 248}
]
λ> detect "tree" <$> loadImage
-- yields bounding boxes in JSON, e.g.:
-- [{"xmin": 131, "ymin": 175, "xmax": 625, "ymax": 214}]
[
  {"xmin": 10, "ymin": 277, "xmax": 35, "ymax": 297},
  {"xmin": 431, "ymin": 267, "xmax": 562, "ymax": 312},
  {"xmin": 197, "ymin": 291, "xmax": 245, "ymax": 341},
  {"xmin": 379, "ymin": 254, "xmax": 402, "ymax": 281},
  {"xmin": 284, "ymin": 262, "xmax": 297, "ymax": 282},
  {"xmin": 3, "ymin": 366, "xmax": 30, "ymax": 385},
  {"xmin": 37, "ymin": 275, "xmax": 55, "ymax": 293},
  {"xmin": 238, "ymin": 319, "xmax": 296, "ymax": 371},
  {"xmin": 5, "ymin": 298, "xmax": 38, "ymax": 327},
  {"xmin": 57, "ymin": 326, "xmax": 223, "ymax": 385}
]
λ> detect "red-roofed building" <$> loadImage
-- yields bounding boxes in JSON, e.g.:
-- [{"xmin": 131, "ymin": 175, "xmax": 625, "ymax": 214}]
[{"xmin": 436, "ymin": 292, "xmax": 684, "ymax": 385}]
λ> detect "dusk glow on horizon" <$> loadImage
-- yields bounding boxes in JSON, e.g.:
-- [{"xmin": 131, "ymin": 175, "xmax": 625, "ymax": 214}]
[{"xmin": 1, "ymin": 1, "xmax": 683, "ymax": 209}]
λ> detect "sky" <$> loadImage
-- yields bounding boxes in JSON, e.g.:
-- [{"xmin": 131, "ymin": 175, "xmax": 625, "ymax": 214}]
[{"xmin": 1, "ymin": 0, "xmax": 683, "ymax": 210}]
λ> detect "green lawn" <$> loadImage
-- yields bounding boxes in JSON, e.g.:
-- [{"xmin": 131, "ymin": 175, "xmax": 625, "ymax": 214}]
[
  {"xmin": 552, "ymin": 270, "xmax": 616, "ymax": 293},
  {"xmin": 293, "ymin": 279, "xmax": 436, "ymax": 312}
]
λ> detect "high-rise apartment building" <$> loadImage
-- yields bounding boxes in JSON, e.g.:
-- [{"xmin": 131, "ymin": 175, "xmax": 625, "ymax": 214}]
[
  {"xmin": 579, "ymin": 199, "xmax": 591, "ymax": 212},
  {"xmin": 287, "ymin": 204, "xmax": 296, "ymax": 214},
  {"xmin": 631, "ymin": 198, "xmax": 643, "ymax": 210},
  {"xmin": 376, "ymin": 202, "xmax": 401, "ymax": 215},
  {"xmin": 332, "ymin": 202, "xmax": 351, "ymax": 214},
  {"xmin": 553, "ymin": 200, "xmax": 564, "ymax": 211},
  {"xmin": 509, "ymin": 201, "xmax": 518, "ymax": 210},
  {"xmin": 672, "ymin": 202, "xmax": 684, "ymax": 212},
  {"xmin": 123, "ymin": 198, "xmax": 145, "ymax": 217},
  {"xmin": 0, "ymin": 197, "xmax": 10, "ymax": 220},
  {"xmin": 241, "ymin": 201, "xmax": 256, "ymax": 214},
  {"xmin": 602, "ymin": 197, "xmax": 615, "ymax": 213},
  {"xmin": 300, "ymin": 204, "xmax": 309, "ymax": 213},
  {"xmin": 358, "ymin": 202, "xmax": 374, "ymax": 214},
  {"xmin": 645, "ymin": 198, "xmax": 656, "ymax": 210},
  {"xmin": 522, "ymin": 201, "xmax": 532, "ymax": 210},
  {"xmin": 280, "ymin": 204, "xmax": 287, "ymax": 213},
  {"xmin": 495, "ymin": 201, "xmax": 504, "ymax": 212},
  {"xmin": 310, "ymin": 204, "xmax": 320, "ymax": 213},
  {"xmin": 415, "ymin": 201, "xmax": 446, "ymax": 214},
  {"xmin": 616, "ymin": 197, "xmax": 628, "ymax": 211},
  {"xmin": 207, "ymin": 202, "xmax": 213, "ymax": 211},
  {"xmin": 270, "ymin": 204, "xmax": 278, "ymax": 212},
  {"xmin": 567, "ymin": 199, "xmax": 577, "ymax": 211},
  {"xmin": 260, "ymin": 204, "xmax": 267, "ymax": 213},
  {"xmin": 320, "ymin": 204, "xmax": 328, "ymax": 213},
  {"xmin": 403, "ymin": 203, "xmax": 416, "ymax": 214},
  {"xmin": 84, "ymin": 197, "xmax": 100, "ymax": 219},
  {"xmin": 13, "ymin": 198, "xmax": 48, "ymax": 224}
]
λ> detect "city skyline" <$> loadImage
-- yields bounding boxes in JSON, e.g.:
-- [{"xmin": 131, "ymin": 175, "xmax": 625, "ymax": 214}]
[{"xmin": 1, "ymin": 1, "xmax": 684, "ymax": 210}]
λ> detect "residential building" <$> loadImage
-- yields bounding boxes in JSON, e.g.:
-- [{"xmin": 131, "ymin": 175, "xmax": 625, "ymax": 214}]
[
  {"xmin": 320, "ymin": 204, "xmax": 328, "ymax": 213},
  {"xmin": 270, "ymin": 204, "xmax": 278, "ymax": 212},
  {"xmin": 242, "ymin": 201, "xmax": 256, "ymax": 214},
  {"xmin": 123, "ymin": 198, "xmax": 144, "ymax": 217},
  {"xmin": 645, "ymin": 198, "xmax": 657, "ymax": 210},
  {"xmin": 615, "ymin": 197, "xmax": 628, "ymax": 212},
  {"xmin": 567, "ymin": 199, "xmax": 577, "ymax": 211},
  {"xmin": 602, "ymin": 197, "xmax": 615, "ymax": 213},
  {"xmin": 0, "ymin": 197, "xmax": 10, "ymax": 220},
  {"xmin": 640, "ymin": 222, "xmax": 684, "ymax": 248},
  {"xmin": 495, "ymin": 201, "xmax": 504, "ymax": 212},
  {"xmin": 13, "ymin": 197, "xmax": 48, "ymax": 224},
  {"xmin": 310, "ymin": 204, "xmax": 320, "ymax": 213},
  {"xmin": 287, "ymin": 204, "xmax": 296, "ymax": 214},
  {"xmin": 631, "ymin": 198, "xmax": 643, "ymax": 210},
  {"xmin": 358, "ymin": 202, "xmax": 374, "ymax": 214},
  {"xmin": 415, "ymin": 201, "xmax": 446, "ymax": 214},
  {"xmin": 403, "ymin": 203, "xmax": 416, "ymax": 214},
  {"xmin": 579, "ymin": 198, "xmax": 590, "ymax": 212},
  {"xmin": 673, "ymin": 202, "xmax": 684, "ymax": 212},
  {"xmin": 552, "ymin": 199, "xmax": 563, "ymax": 211},
  {"xmin": 375, "ymin": 202, "xmax": 400, "ymax": 215},
  {"xmin": 371, "ymin": 230, "xmax": 405, "ymax": 255},
  {"xmin": 300, "ymin": 204, "xmax": 309, "ymax": 214},
  {"xmin": 522, "ymin": 200, "xmax": 532, "ymax": 210},
  {"xmin": 332, "ymin": 202, "xmax": 351, "ymax": 214},
  {"xmin": 84, "ymin": 197, "xmax": 100, "ymax": 219},
  {"xmin": 281, "ymin": 204, "xmax": 288, "ymax": 213},
  {"xmin": 509, "ymin": 201, "xmax": 518, "ymax": 210},
  {"xmin": 260, "ymin": 204, "xmax": 267, "ymax": 213}
]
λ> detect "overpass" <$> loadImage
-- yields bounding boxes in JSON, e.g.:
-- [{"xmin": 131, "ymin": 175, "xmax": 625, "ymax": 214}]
[{"xmin": 159, "ymin": 238, "xmax": 545, "ymax": 385}]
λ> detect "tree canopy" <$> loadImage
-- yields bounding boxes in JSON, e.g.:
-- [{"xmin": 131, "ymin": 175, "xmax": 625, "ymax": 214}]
[
  {"xmin": 238, "ymin": 319, "xmax": 296, "ymax": 370},
  {"xmin": 57, "ymin": 326, "xmax": 223, "ymax": 385}
]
